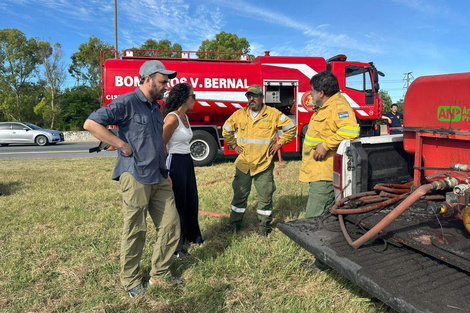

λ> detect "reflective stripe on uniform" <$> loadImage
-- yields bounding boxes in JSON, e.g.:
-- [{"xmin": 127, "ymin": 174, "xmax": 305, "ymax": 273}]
[
  {"xmin": 280, "ymin": 114, "xmax": 287, "ymax": 122},
  {"xmin": 304, "ymin": 134, "xmax": 324, "ymax": 147},
  {"xmin": 337, "ymin": 125, "xmax": 360, "ymax": 138},
  {"xmin": 231, "ymin": 204, "xmax": 246, "ymax": 213},
  {"xmin": 237, "ymin": 136, "xmax": 275, "ymax": 145},
  {"xmin": 282, "ymin": 121, "xmax": 295, "ymax": 131},
  {"xmin": 223, "ymin": 123, "xmax": 233, "ymax": 132},
  {"xmin": 257, "ymin": 209, "xmax": 272, "ymax": 216}
]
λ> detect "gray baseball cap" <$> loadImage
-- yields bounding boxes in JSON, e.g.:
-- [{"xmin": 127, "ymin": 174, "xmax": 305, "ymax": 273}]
[{"xmin": 139, "ymin": 60, "xmax": 177, "ymax": 79}]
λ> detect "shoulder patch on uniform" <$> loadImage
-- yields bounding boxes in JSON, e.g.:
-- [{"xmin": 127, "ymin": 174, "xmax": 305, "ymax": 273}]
[
  {"xmin": 338, "ymin": 112, "xmax": 349, "ymax": 119},
  {"xmin": 280, "ymin": 114, "xmax": 286, "ymax": 121}
]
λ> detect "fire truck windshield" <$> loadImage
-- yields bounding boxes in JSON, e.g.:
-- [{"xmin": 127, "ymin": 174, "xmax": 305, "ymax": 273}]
[{"xmin": 345, "ymin": 65, "xmax": 373, "ymax": 93}]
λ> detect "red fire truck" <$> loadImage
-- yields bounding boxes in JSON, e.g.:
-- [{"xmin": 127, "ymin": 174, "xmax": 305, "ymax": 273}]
[{"xmin": 101, "ymin": 49, "xmax": 383, "ymax": 165}]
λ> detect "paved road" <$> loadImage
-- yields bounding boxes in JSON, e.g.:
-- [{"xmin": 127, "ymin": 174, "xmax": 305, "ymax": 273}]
[{"xmin": 0, "ymin": 142, "xmax": 117, "ymax": 160}]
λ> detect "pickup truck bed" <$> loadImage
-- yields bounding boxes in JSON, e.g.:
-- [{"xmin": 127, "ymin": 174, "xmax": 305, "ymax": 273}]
[{"xmin": 279, "ymin": 214, "xmax": 470, "ymax": 313}]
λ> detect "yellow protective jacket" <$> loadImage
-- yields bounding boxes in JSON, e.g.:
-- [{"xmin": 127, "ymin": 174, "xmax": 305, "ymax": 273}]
[
  {"xmin": 299, "ymin": 92, "xmax": 360, "ymax": 182},
  {"xmin": 223, "ymin": 104, "xmax": 297, "ymax": 176}
]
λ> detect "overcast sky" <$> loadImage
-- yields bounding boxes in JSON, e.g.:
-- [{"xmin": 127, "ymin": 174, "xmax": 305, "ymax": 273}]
[{"xmin": 2, "ymin": 0, "xmax": 469, "ymax": 101}]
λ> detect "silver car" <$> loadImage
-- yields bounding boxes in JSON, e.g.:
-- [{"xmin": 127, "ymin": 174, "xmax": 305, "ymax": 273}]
[{"xmin": 0, "ymin": 122, "xmax": 64, "ymax": 146}]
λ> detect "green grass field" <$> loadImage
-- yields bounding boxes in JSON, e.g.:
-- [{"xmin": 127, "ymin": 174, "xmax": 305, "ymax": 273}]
[{"xmin": 0, "ymin": 156, "xmax": 395, "ymax": 313}]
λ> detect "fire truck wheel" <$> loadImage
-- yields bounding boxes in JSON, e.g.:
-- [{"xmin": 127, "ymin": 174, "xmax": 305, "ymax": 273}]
[{"xmin": 190, "ymin": 130, "xmax": 218, "ymax": 166}]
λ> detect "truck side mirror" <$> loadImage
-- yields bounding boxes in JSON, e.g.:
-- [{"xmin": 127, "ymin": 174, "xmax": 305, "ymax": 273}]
[{"xmin": 371, "ymin": 65, "xmax": 384, "ymax": 92}]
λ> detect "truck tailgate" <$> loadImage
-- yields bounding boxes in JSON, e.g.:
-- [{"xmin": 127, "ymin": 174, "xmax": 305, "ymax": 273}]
[{"xmin": 279, "ymin": 217, "xmax": 470, "ymax": 313}]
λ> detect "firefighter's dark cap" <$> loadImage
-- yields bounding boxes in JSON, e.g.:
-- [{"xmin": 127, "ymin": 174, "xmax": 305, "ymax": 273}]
[
  {"xmin": 245, "ymin": 84, "xmax": 263, "ymax": 97},
  {"xmin": 139, "ymin": 60, "xmax": 177, "ymax": 79}
]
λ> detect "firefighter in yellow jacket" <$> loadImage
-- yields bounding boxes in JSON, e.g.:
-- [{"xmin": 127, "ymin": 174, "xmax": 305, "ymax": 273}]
[
  {"xmin": 300, "ymin": 71, "xmax": 360, "ymax": 218},
  {"xmin": 223, "ymin": 84, "xmax": 296, "ymax": 235}
]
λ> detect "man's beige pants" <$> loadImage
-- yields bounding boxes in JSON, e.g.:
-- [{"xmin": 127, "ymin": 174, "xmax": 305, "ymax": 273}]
[{"xmin": 119, "ymin": 172, "xmax": 180, "ymax": 291}]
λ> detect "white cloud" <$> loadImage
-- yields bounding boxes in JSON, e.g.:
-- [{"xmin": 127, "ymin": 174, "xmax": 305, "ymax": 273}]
[
  {"xmin": 3, "ymin": 0, "xmax": 112, "ymax": 23},
  {"xmin": 248, "ymin": 42, "xmax": 268, "ymax": 57},
  {"xmin": 117, "ymin": 0, "xmax": 224, "ymax": 49},
  {"xmin": 3, "ymin": 0, "xmax": 226, "ymax": 51},
  {"xmin": 206, "ymin": 0, "xmax": 383, "ymax": 54},
  {"xmin": 391, "ymin": 0, "xmax": 438, "ymax": 14}
]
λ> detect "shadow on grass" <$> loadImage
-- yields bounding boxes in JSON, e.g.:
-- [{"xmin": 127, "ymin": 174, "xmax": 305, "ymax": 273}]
[
  {"xmin": 274, "ymin": 194, "xmax": 308, "ymax": 223},
  {"xmin": 147, "ymin": 278, "xmax": 230, "ymax": 313},
  {"xmin": 0, "ymin": 181, "xmax": 22, "ymax": 196},
  {"xmin": 161, "ymin": 209, "xmax": 272, "ymax": 278}
]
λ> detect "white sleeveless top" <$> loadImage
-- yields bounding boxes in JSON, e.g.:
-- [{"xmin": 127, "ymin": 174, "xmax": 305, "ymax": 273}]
[{"xmin": 164, "ymin": 112, "xmax": 193, "ymax": 154}]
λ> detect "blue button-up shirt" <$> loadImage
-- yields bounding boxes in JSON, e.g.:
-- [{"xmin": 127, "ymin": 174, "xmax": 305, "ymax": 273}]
[{"xmin": 88, "ymin": 88, "xmax": 166, "ymax": 184}]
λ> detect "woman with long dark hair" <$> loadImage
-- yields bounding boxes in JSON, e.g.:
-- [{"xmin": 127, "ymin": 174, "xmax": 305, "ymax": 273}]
[{"xmin": 163, "ymin": 83, "xmax": 203, "ymax": 259}]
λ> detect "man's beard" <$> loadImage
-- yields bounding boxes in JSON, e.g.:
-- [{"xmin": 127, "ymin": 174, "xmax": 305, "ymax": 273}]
[
  {"xmin": 313, "ymin": 98, "xmax": 323, "ymax": 108},
  {"xmin": 249, "ymin": 101, "xmax": 262, "ymax": 111},
  {"xmin": 150, "ymin": 91, "xmax": 163, "ymax": 101},
  {"xmin": 149, "ymin": 81, "xmax": 164, "ymax": 101}
]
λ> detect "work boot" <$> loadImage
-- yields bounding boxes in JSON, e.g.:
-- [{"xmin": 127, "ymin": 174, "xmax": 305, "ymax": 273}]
[
  {"xmin": 258, "ymin": 227, "xmax": 272, "ymax": 237},
  {"xmin": 226, "ymin": 223, "xmax": 241, "ymax": 233},
  {"xmin": 229, "ymin": 210, "xmax": 244, "ymax": 227},
  {"xmin": 228, "ymin": 210, "xmax": 243, "ymax": 233},
  {"xmin": 258, "ymin": 215, "xmax": 273, "ymax": 236}
]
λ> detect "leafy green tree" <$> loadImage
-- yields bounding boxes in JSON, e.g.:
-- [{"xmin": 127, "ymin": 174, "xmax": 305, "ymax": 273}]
[
  {"xmin": 15, "ymin": 82, "xmax": 44, "ymax": 125},
  {"xmin": 378, "ymin": 90, "xmax": 393, "ymax": 125},
  {"xmin": 379, "ymin": 90, "xmax": 392, "ymax": 111},
  {"xmin": 380, "ymin": 90, "xmax": 404, "ymax": 114},
  {"xmin": 69, "ymin": 36, "xmax": 111, "ymax": 92},
  {"xmin": 35, "ymin": 42, "xmax": 66, "ymax": 128},
  {"xmin": 197, "ymin": 31, "xmax": 250, "ymax": 60},
  {"xmin": 395, "ymin": 98, "xmax": 404, "ymax": 113},
  {"xmin": 0, "ymin": 28, "xmax": 41, "ymax": 121},
  {"xmin": 57, "ymin": 86, "xmax": 100, "ymax": 130},
  {"xmin": 130, "ymin": 39, "xmax": 182, "ymax": 58}
]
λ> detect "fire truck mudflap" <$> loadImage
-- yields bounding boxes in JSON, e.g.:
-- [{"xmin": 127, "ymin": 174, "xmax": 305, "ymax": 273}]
[{"xmin": 279, "ymin": 215, "xmax": 470, "ymax": 313}]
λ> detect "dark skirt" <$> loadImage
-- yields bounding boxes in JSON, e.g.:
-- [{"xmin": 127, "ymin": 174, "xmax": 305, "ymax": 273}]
[{"xmin": 167, "ymin": 153, "xmax": 203, "ymax": 251}]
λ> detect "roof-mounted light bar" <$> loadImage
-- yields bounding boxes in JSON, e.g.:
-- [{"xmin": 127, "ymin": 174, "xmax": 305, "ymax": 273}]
[{"xmin": 327, "ymin": 54, "xmax": 347, "ymax": 62}]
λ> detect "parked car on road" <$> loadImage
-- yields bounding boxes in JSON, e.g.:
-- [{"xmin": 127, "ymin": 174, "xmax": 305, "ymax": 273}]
[{"xmin": 0, "ymin": 122, "xmax": 64, "ymax": 146}]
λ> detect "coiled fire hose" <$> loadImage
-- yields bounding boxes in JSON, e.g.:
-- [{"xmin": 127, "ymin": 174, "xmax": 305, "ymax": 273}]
[{"xmin": 330, "ymin": 178, "xmax": 458, "ymax": 249}]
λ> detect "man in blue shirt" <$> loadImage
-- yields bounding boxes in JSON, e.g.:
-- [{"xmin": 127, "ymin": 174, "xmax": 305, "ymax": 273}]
[
  {"xmin": 84, "ymin": 60, "xmax": 182, "ymax": 298},
  {"xmin": 382, "ymin": 103, "xmax": 404, "ymax": 134}
]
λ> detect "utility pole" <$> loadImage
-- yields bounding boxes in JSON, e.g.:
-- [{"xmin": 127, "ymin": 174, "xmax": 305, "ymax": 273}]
[
  {"xmin": 114, "ymin": 0, "xmax": 118, "ymax": 55},
  {"xmin": 403, "ymin": 72, "xmax": 414, "ymax": 98}
]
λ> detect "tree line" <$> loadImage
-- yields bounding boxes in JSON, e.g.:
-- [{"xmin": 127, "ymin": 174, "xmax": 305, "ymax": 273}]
[{"xmin": 0, "ymin": 29, "xmax": 250, "ymax": 130}]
